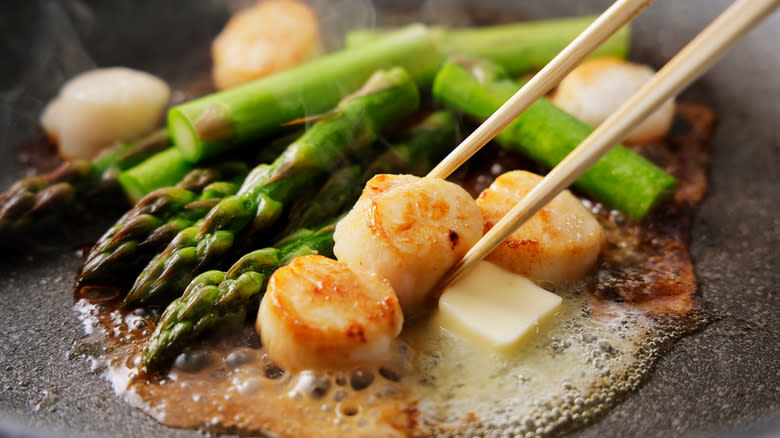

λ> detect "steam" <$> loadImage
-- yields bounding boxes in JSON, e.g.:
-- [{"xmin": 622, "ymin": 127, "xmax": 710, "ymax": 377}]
[
  {"xmin": 2, "ymin": 0, "xmax": 96, "ymax": 105},
  {"xmin": 1, "ymin": 0, "xmax": 96, "ymax": 179},
  {"xmin": 419, "ymin": 0, "xmax": 472, "ymax": 27},
  {"xmin": 310, "ymin": 0, "xmax": 378, "ymax": 51},
  {"xmin": 0, "ymin": 0, "xmax": 476, "ymax": 184}
]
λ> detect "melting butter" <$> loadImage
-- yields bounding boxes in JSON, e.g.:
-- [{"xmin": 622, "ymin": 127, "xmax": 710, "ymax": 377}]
[{"xmin": 438, "ymin": 261, "xmax": 562, "ymax": 353}]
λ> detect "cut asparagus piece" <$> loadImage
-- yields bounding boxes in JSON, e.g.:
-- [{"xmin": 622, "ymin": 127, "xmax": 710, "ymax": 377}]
[
  {"xmin": 345, "ymin": 16, "xmax": 630, "ymax": 76},
  {"xmin": 96, "ymin": 128, "xmax": 172, "ymax": 171},
  {"xmin": 124, "ymin": 68, "xmax": 420, "ymax": 308},
  {"xmin": 77, "ymin": 162, "xmax": 249, "ymax": 287},
  {"xmin": 0, "ymin": 129, "xmax": 170, "ymax": 250},
  {"xmin": 168, "ymin": 24, "xmax": 441, "ymax": 162},
  {"xmin": 432, "ymin": 58, "xmax": 677, "ymax": 220},
  {"xmin": 117, "ymin": 148, "xmax": 195, "ymax": 204},
  {"xmin": 144, "ymin": 223, "xmax": 336, "ymax": 369}
]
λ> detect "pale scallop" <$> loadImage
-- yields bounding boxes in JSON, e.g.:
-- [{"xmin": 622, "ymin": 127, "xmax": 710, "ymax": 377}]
[
  {"xmin": 552, "ymin": 57, "xmax": 675, "ymax": 145},
  {"xmin": 257, "ymin": 255, "xmax": 403, "ymax": 372},
  {"xmin": 477, "ymin": 170, "xmax": 604, "ymax": 284},
  {"xmin": 211, "ymin": 0, "xmax": 321, "ymax": 90},
  {"xmin": 40, "ymin": 67, "xmax": 170, "ymax": 161},
  {"xmin": 334, "ymin": 174, "xmax": 483, "ymax": 317}
]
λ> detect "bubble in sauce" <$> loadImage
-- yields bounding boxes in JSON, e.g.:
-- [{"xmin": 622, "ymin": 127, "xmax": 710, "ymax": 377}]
[{"xmin": 173, "ymin": 349, "xmax": 213, "ymax": 373}]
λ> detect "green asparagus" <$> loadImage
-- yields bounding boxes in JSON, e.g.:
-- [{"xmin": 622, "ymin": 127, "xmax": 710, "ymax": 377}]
[
  {"xmin": 167, "ymin": 17, "xmax": 629, "ymax": 163},
  {"xmin": 123, "ymin": 68, "xmax": 420, "ymax": 308},
  {"xmin": 0, "ymin": 129, "xmax": 170, "ymax": 249},
  {"xmin": 144, "ymin": 223, "xmax": 336, "ymax": 368},
  {"xmin": 78, "ymin": 130, "xmax": 298, "ymax": 287},
  {"xmin": 77, "ymin": 163, "xmax": 249, "ymax": 287},
  {"xmin": 283, "ymin": 110, "xmax": 459, "ymax": 233},
  {"xmin": 168, "ymin": 24, "xmax": 441, "ymax": 162},
  {"xmin": 346, "ymin": 15, "xmax": 630, "ymax": 76},
  {"xmin": 117, "ymin": 148, "xmax": 195, "ymax": 204},
  {"xmin": 432, "ymin": 58, "xmax": 677, "ymax": 220},
  {"xmin": 142, "ymin": 111, "xmax": 457, "ymax": 367}
]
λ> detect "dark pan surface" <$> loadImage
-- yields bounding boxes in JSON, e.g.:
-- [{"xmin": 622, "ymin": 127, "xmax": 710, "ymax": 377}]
[{"xmin": 0, "ymin": 1, "xmax": 777, "ymax": 437}]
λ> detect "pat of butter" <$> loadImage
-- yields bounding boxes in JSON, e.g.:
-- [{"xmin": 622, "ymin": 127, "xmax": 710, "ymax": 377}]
[{"xmin": 438, "ymin": 261, "xmax": 562, "ymax": 353}]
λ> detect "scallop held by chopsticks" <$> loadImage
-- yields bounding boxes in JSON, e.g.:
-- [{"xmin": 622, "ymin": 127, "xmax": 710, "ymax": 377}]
[{"xmin": 334, "ymin": 174, "xmax": 483, "ymax": 317}]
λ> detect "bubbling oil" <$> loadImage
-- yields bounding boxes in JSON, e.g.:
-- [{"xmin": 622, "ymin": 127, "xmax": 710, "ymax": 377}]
[
  {"xmin": 73, "ymin": 260, "xmax": 708, "ymax": 437},
  {"xmin": 402, "ymin": 280, "xmax": 709, "ymax": 437}
]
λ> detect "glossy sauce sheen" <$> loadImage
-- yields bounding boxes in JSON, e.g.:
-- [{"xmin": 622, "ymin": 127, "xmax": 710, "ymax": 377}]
[{"xmin": 72, "ymin": 104, "xmax": 715, "ymax": 437}]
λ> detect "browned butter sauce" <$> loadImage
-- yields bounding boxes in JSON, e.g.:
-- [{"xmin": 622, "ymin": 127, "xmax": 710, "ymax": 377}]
[{"xmin": 73, "ymin": 104, "xmax": 714, "ymax": 437}]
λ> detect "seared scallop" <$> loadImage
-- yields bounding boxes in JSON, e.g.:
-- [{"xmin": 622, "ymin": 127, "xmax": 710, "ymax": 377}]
[
  {"xmin": 334, "ymin": 174, "xmax": 483, "ymax": 317},
  {"xmin": 552, "ymin": 57, "xmax": 675, "ymax": 145},
  {"xmin": 41, "ymin": 67, "xmax": 170, "ymax": 161},
  {"xmin": 477, "ymin": 170, "xmax": 604, "ymax": 284},
  {"xmin": 211, "ymin": 0, "xmax": 321, "ymax": 90},
  {"xmin": 257, "ymin": 255, "xmax": 403, "ymax": 372}
]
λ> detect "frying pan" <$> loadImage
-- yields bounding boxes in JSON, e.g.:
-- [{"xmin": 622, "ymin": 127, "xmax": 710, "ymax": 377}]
[{"xmin": 0, "ymin": 1, "xmax": 777, "ymax": 437}]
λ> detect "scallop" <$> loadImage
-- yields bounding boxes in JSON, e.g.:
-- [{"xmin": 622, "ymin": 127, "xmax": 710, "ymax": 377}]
[
  {"xmin": 552, "ymin": 57, "xmax": 675, "ymax": 144},
  {"xmin": 334, "ymin": 174, "xmax": 483, "ymax": 317},
  {"xmin": 211, "ymin": 0, "xmax": 321, "ymax": 90},
  {"xmin": 257, "ymin": 255, "xmax": 403, "ymax": 372},
  {"xmin": 40, "ymin": 67, "xmax": 170, "ymax": 161},
  {"xmin": 476, "ymin": 170, "xmax": 604, "ymax": 284}
]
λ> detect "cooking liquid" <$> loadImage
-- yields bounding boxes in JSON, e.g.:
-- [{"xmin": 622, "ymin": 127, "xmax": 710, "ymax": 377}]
[
  {"xmin": 72, "ymin": 104, "xmax": 714, "ymax": 437},
  {"xmin": 71, "ymin": 206, "xmax": 707, "ymax": 437}
]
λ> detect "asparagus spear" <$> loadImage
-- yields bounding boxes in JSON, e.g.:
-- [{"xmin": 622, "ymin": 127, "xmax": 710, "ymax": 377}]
[
  {"xmin": 78, "ymin": 130, "xmax": 299, "ymax": 287},
  {"xmin": 0, "ymin": 130, "xmax": 170, "ymax": 249},
  {"xmin": 283, "ymin": 110, "xmax": 459, "ymax": 233},
  {"xmin": 345, "ymin": 15, "xmax": 630, "ymax": 76},
  {"xmin": 168, "ymin": 18, "xmax": 627, "ymax": 163},
  {"xmin": 77, "ymin": 162, "xmax": 249, "ymax": 287},
  {"xmin": 143, "ymin": 111, "xmax": 457, "ymax": 368},
  {"xmin": 144, "ymin": 223, "xmax": 336, "ymax": 368},
  {"xmin": 168, "ymin": 24, "xmax": 440, "ymax": 162},
  {"xmin": 432, "ymin": 58, "xmax": 677, "ymax": 220},
  {"xmin": 123, "ymin": 68, "xmax": 420, "ymax": 308}
]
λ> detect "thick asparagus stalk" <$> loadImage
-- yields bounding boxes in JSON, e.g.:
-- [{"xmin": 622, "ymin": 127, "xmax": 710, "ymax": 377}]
[
  {"xmin": 0, "ymin": 129, "xmax": 170, "ymax": 249},
  {"xmin": 144, "ymin": 223, "xmax": 336, "ymax": 368},
  {"xmin": 345, "ymin": 16, "xmax": 630, "ymax": 76},
  {"xmin": 168, "ymin": 24, "xmax": 440, "ymax": 162},
  {"xmin": 284, "ymin": 110, "xmax": 459, "ymax": 233},
  {"xmin": 117, "ymin": 148, "xmax": 195, "ymax": 204},
  {"xmin": 432, "ymin": 58, "xmax": 677, "ymax": 220},
  {"xmin": 77, "ymin": 162, "xmax": 249, "ymax": 287},
  {"xmin": 123, "ymin": 68, "xmax": 420, "ymax": 308}
]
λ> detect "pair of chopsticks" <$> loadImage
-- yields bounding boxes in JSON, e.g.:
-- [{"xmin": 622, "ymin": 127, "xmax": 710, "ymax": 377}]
[{"xmin": 432, "ymin": 0, "xmax": 779, "ymax": 290}]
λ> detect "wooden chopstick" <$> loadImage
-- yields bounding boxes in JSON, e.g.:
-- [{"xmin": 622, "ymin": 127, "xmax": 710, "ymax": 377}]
[
  {"xmin": 436, "ymin": 0, "xmax": 780, "ymax": 290},
  {"xmin": 426, "ymin": 0, "xmax": 655, "ymax": 179}
]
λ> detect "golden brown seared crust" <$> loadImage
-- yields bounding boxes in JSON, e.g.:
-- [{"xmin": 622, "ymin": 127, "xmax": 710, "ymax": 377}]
[
  {"xmin": 334, "ymin": 174, "xmax": 483, "ymax": 316},
  {"xmin": 258, "ymin": 254, "xmax": 403, "ymax": 372}
]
